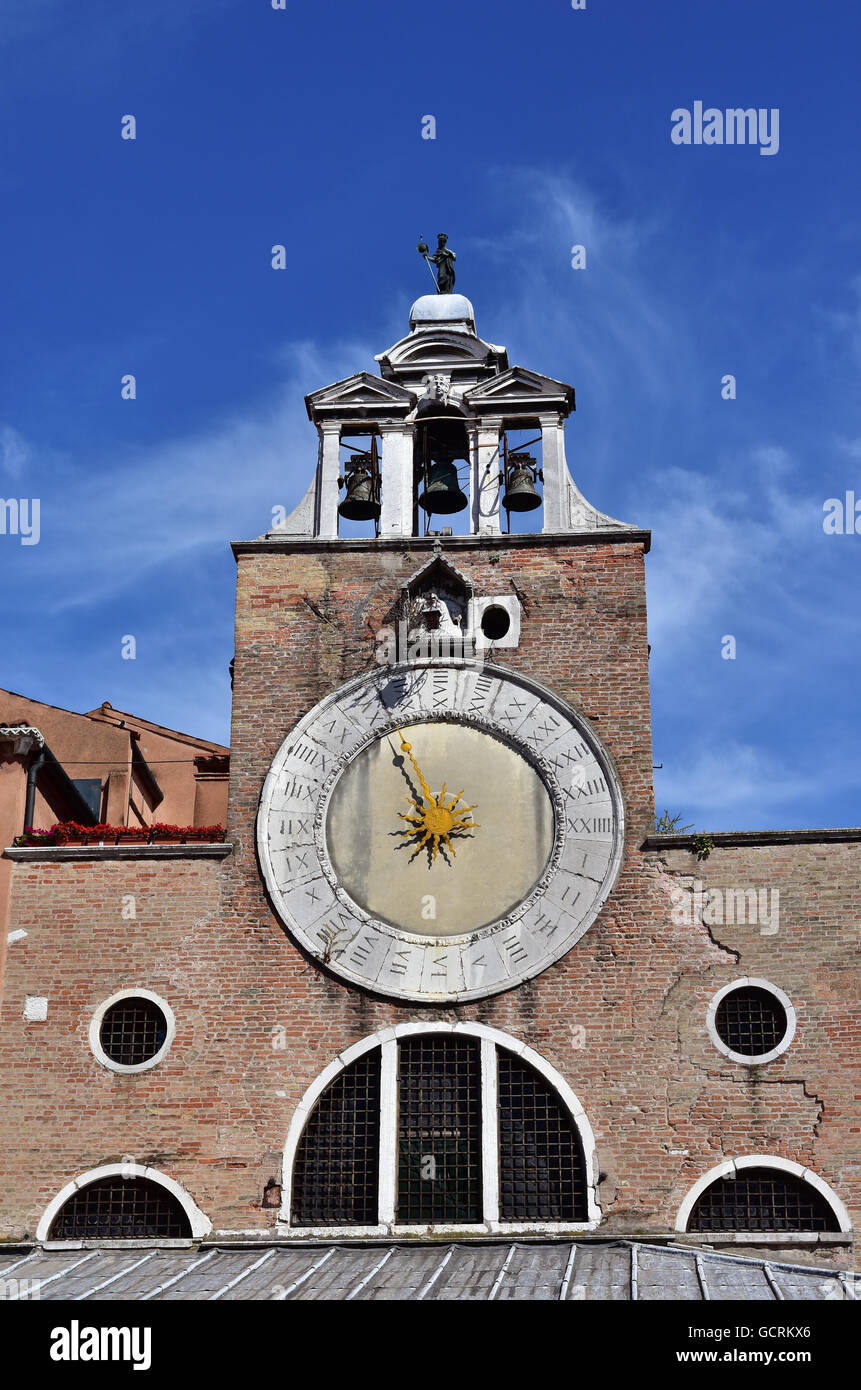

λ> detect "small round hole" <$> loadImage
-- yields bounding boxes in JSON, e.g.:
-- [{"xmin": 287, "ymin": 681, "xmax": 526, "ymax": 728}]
[{"xmin": 480, "ymin": 605, "xmax": 511, "ymax": 641}]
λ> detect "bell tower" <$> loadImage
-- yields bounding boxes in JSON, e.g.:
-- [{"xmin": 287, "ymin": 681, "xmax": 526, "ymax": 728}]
[
  {"xmin": 275, "ymin": 291, "xmax": 636, "ymax": 543},
  {"xmin": 223, "ymin": 271, "xmax": 661, "ymax": 1233}
]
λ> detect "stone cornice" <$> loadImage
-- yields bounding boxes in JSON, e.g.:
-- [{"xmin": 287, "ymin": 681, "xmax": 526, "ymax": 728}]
[
  {"xmin": 3, "ymin": 842, "xmax": 233, "ymax": 862},
  {"xmin": 643, "ymin": 827, "xmax": 861, "ymax": 850},
  {"xmin": 233, "ymin": 528, "xmax": 651, "ymax": 559}
]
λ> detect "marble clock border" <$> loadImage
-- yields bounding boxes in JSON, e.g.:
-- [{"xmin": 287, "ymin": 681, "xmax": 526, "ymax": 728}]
[{"xmin": 256, "ymin": 659, "xmax": 625, "ymax": 1002}]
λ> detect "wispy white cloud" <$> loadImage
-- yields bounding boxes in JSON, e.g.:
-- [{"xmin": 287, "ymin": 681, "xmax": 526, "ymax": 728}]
[
  {"xmin": 0, "ymin": 425, "xmax": 31, "ymax": 479},
  {"xmin": 9, "ymin": 338, "xmax": 374, "ymax": 611},
  {"xmin": 654, "ymin": 739, "xmax": 847, "ymax": 821}
]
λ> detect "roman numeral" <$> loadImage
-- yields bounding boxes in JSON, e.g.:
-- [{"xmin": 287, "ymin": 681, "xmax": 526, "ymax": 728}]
[
  {"xmin": 350, "ymin": 934, "xmax": 379, "ymax": 968},
  {"xmin": 497, "ymin": 695, "xmax": 527, "ymax": 725},
  {"xmin": 539, "ymin": 714, "xmax": 561, "ymax": 735},
  {"xmin": 389, "ymin": 950, "xmax": 412, "ymax": 976},
  {"xmin": 278, "ymin": 817, "xmax": 310, "ymax": 837},
  {"xmin": 430, "ymin": 953, "xmax": 448, "ymax": 979},
  {"xmin": 433, "ymin": 672, "xmax": 450, "ymax": 709},
  {"xmin": 501, "ymin": 933, "xmax": 528, "ymax": 964},
  {"xmin": 281, "ymin": 776, "xmax": 315, "ymax": 801},
  {"xmin": 289, "ymin": 741, "xmax": 328, "ymax": 773},
  {"xmin": 323, "ymin": 717, "xmax": 353, "ymax": 745},
  {"xmin": 549, "ymin": 744, "xmax": 587, "ymax": 771},
  {"xmin": 567, "ymin": 816, "xmax": 613, "ymax": 835},
  {"xmin": 534, "ymin": 910, "xmax": 561, "ymax": 938},
  {"xmin": 468, "ymin": 676, "xmax": 494, "ymax": 712}
]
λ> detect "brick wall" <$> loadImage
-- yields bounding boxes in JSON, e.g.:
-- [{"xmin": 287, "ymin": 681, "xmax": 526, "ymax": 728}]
[{"xmin": 0, "ymin": 535, "xmax": 856, "ymax": 1265}]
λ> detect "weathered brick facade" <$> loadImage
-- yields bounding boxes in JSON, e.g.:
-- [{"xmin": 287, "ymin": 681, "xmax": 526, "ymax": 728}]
[{"xmin": 1, "ymin": 531, "xmax": 857, "ymax": 1267}]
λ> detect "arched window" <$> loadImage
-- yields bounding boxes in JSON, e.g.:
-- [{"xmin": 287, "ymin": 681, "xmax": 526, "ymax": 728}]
[
  {"xmin": 687, "ymin": 1169, "xmax": 840, "ymax": 1233},
  {"xmin": 677, "ymin": 1159, "xmax": 850, "ymax": 1236},
  {"xmin": 49, "ymin": 1177, "xmax": 192, "ymax": 1240},
  {"xmin": 288, "ymin": 1026, "xmax": 595, "ymax": 1231}
]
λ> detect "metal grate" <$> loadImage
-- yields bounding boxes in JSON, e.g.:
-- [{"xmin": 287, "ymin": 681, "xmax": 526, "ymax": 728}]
[
  {"xmin": 397, "ymin": 1035, "xmax": 482, "ymax": 1224},
  {"xmin": 291, "ymin": 1049, "xmax": 381, "ymax": 1226},
  {"xmin": 99, "ymin": 998, "xmax": 168, "ymax": 1066},
  {"xmin": 498, "ymin": 1050, "xmax": 588, "ymax": 1222},
  {"xmin": 50, "ymin": 1178, "xmax": 191, "ymax": 1239},
  {"xmin": 715, "ymin": 986, "xmax": 787, "ymax": 1057},
  {"xmin": 688, "ymin": 1170, "xmax": 840, "ymax": 1232}
]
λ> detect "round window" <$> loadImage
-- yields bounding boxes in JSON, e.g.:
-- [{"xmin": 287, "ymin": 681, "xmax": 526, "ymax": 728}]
[
  {"xmin": 98, "ymin": 996, "xmax": 169, "ymax": 1068},
  {"xmin": 710, "ymin": 981, "xmax": 794, "ymax": 1063},
  {"xmin": 480, "ymin": 605, "xmax": 511, "ymax": 641}
]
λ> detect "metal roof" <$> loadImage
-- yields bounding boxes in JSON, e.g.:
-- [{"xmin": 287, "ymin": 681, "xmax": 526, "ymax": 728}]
[{"xmin": 0, "ymin": 1241, "xmax": 856, "ymax": 1301}]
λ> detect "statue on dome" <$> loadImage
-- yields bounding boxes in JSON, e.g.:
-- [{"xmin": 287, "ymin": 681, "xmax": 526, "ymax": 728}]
[{"xmin": 417, "ymin": 233, "xmax": 456, "ymax": 294}]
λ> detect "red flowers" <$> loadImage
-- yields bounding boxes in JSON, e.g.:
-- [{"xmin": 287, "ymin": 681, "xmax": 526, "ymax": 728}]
[{"xmin": 13, "ymin": 821, "xmax": 224, "ymax": 847}]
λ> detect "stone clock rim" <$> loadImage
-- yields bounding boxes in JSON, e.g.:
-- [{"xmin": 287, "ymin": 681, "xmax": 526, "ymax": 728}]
[
  {"xmin": 318, "ymin": 712, "xmax": 563, "ymax": 945},
  {"xmin": 256, "ymin": 659, "xmax": 626, "ymax": 1003}
]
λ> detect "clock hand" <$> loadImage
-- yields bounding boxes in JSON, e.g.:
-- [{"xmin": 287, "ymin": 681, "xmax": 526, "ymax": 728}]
[
  {"xmin": 397, "ymin": 730, "xmax": 434, "ymax": 806},
  {"xmin": 395, "ymin": 730, "xmax": 479, "ymax": 863}
]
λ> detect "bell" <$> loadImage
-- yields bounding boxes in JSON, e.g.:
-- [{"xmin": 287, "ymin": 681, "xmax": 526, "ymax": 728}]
[
  {"xmin": 502, "ymin": 454, "xmax": 542, "ymax": 512},
  {"xmin": 418, "ymin": 460, "xmax": 468, "ymax": 515},
  {"xmin": 338, "ymin": 454, "xmax": 380, "ymax": 522}
]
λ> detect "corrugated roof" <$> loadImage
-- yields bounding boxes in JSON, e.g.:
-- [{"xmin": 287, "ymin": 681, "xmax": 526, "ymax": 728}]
[{"xmin": 0, "ymin": 1241, "xmax": 856, "ymax": 1301}]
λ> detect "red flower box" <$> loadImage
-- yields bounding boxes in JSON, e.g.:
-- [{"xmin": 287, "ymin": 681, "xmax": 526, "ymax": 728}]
[{"xmin": 12, "ymin": 820, "xmax": 224, "ymax": 848}]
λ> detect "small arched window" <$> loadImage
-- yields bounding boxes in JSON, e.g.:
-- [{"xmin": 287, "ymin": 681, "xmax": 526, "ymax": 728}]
[
  {"xmin": 289, "ymin": 1029, "xmax": 592, "ymax": 1230},
  {"xmin": 49, "ymin": 1177, "xmax": 192, "ymax": 1240},
  {"xmin": 687, "ymin": 1168, "xmax": 841, "ymax": 1233}
]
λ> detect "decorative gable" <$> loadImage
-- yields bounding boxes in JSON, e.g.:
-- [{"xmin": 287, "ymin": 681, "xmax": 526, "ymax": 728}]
[
  {"xmin": 305, "ymin": 372, "xmax": 416, "ymax": 423},
  {"xmin": 464, "ymin": 366, "xmax": 575, "ymax": 417}
]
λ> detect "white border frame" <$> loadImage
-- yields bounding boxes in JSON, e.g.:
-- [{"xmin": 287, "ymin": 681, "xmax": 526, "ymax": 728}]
[
  {"xmin": 468, "ymin": 595, "xmax": 521, "ymax": 650},
  {"xmin": 36, "ymin": 1163, "xmax": 212, "ymax": 1241},
  {"xmin": 675, "ymin": 1156, "xmax": 852, "ymax": 1234},
  {"xmin": 89, "ymin": 988, "xmax": 176, "ymax": 1074},
  {"xmin": 279, "ymin": 1021, "xmax": 601, "ymax": 1236},
  {"xmin": 706, "ymin": 977, "xmax": 796, "ymax": 1066}
]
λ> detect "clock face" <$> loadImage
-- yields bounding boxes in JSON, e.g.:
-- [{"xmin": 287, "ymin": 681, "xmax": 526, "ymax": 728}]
[
  {"xmin": 326, "ymin": 720, "xmax": 555, "ymax": 936},
  {"xmin": 257, "ymin": 662, "xmax": 623, "ymax": 1003}
]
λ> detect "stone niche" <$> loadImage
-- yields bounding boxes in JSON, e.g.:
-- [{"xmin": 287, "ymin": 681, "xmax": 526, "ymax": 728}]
[{"xmin": 400, "ymin": 555, "xmax": 473, "ymax": 655}]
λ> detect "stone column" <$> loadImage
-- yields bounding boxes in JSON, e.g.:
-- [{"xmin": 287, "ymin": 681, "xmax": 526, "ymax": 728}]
[
  {"xmin": 379, "ymin": 425, "xmax": 415, "ymax": 537},
  {"xmin": 315, "ymin": 422, "xmax": 342, "ymax": 539},
  {"xmin": 539, "ymin": 414, "xmax": 569, "ymax": 533},
  {"xmin": 470, "ymin": 417, "xmax": 503, "ymax": 535}
]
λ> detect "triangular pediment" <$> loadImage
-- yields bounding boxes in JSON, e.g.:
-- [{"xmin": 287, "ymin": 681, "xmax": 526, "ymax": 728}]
[
  {"xmin": 401, "ymin": 554, "xmax": 474, "ymax": 599},
  {"xmin": 305, "ymin": 372, "xmax": 416, "ymax": 421},
  {"xmin": 464, "ymin": 366, "xmax": 575, "ymax": 414}
]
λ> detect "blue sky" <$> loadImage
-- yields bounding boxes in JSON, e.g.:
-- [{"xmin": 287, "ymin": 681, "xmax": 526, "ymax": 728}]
[{"xmin": 1, "ymin": 0, "xmax": 859, "ymax": 831}]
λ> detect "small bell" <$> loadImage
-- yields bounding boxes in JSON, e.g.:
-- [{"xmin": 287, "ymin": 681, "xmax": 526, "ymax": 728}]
[
  {"xmin": 418, "ymin": 460, "xmax": 469, "ymax": 514},
  {"xmin": 338, "ymin": 447, "xmax": 381, "ymax": 522},
  {"xmin": 502, "ymin": 452, "xmax": 542, "ymax": 512}
]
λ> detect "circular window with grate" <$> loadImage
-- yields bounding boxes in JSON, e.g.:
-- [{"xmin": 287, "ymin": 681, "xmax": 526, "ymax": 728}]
[
  {"xmin": 706, "ymin": 978, "xmax": 795, "ymax": 1065},
  {"xmin": 89, "ymin": 989, "xmax": 175, "ymax": 1073}
]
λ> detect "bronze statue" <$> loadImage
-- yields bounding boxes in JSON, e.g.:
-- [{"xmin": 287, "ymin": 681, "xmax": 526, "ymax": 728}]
[{"xmin": 417, "ymin": 233, "xmax": 456, "ymax": 294}]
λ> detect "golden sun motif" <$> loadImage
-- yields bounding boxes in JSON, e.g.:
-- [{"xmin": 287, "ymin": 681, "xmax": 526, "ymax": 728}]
[{"xmin": 395, "ymin": 729, "xmax": 479, "ymax": 863}]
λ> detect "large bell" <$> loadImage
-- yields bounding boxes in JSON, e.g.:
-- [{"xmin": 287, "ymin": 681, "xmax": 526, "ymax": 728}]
[
  {"xmin": 338, "ymin": 453, "xmax": 380, "ymax": 522},
  {"xmin": 418, "ymin": 460, "xmax": 469, "ymax": 515},
  {"xmin": 502, "ymin": 453, "xmax": 542, "ymax": 512}
]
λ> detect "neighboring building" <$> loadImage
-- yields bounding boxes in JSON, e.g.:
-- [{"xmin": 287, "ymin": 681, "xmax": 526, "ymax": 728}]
[
  {"xmin": 0, "ymin": 290, "xmax": 857, "ymax": 1300},
  {"xmin": 0, "ymin": 694, "xmax": 228, "ymax": 1007}
]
